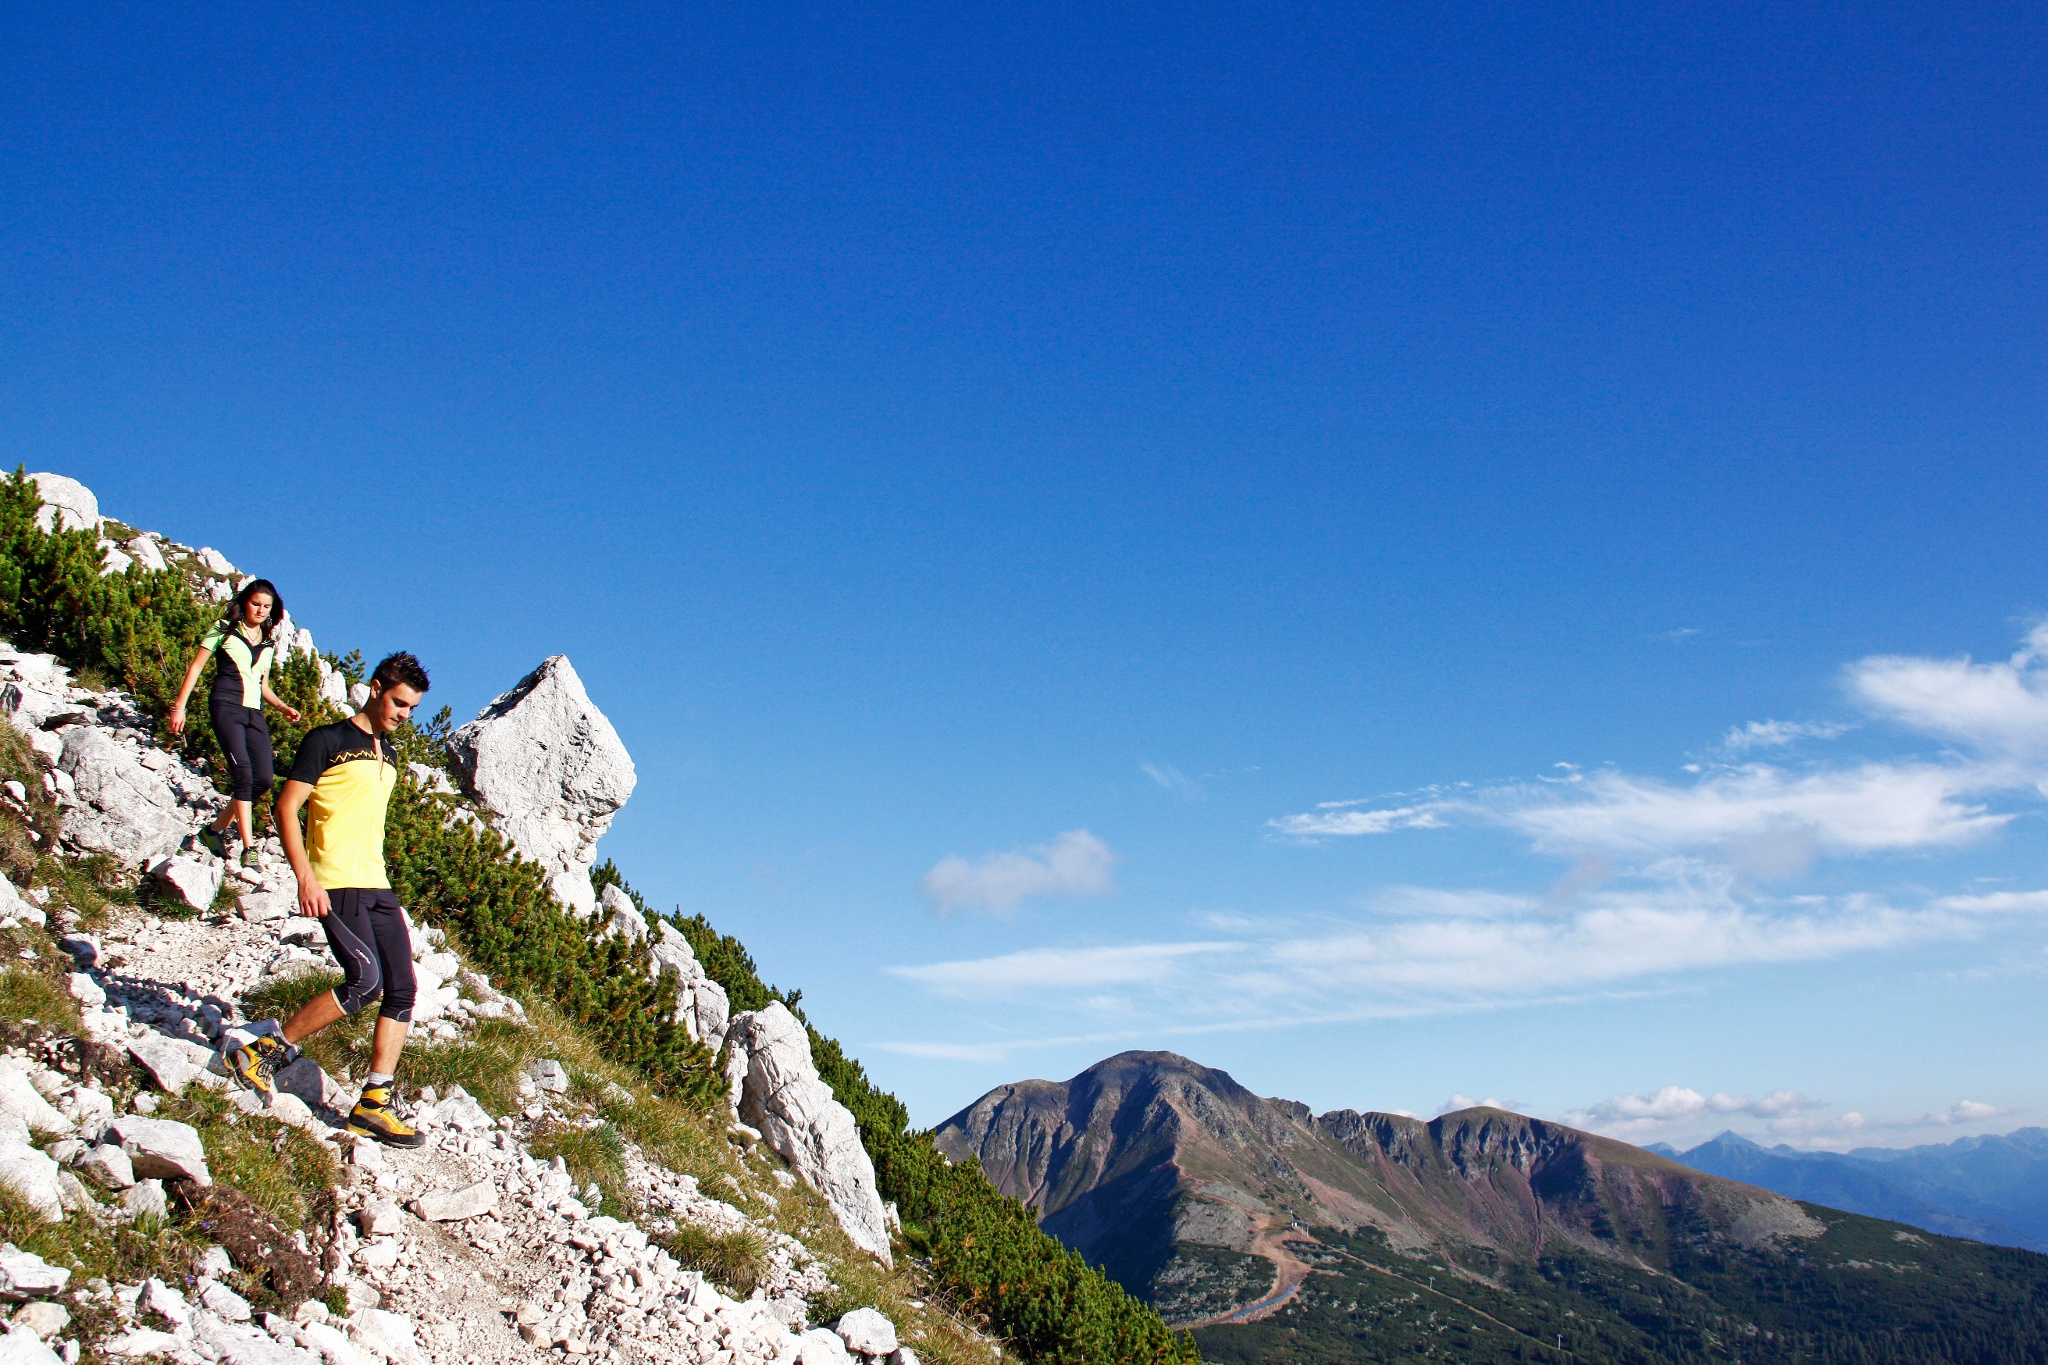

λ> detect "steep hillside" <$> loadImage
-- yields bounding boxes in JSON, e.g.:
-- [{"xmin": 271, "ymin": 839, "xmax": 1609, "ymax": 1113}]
[
  {"xmin": 0, "ymin": 469, "xmax": 1197, "ymax": 1365},
  {"xmin": 1660, "ymin": 1131, "xmax": 2045, "ymax": 1251},
  {"xmin": 937, "ymin": 1050, "xmax": 2048, "ymax": 1364}
]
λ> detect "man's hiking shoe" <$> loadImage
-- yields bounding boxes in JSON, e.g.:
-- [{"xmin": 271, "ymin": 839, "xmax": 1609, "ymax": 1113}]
[
  {"xmin": 226, "ymin": 1033, "xmax": 294, "ymax": 1099},
  {"xmin": 348, "ymin": 1086, "xmax": 425, "ymax": 1148},
  {"xmin": 198, "ymin": 828, "xmax": 227, "ymax": 859}
]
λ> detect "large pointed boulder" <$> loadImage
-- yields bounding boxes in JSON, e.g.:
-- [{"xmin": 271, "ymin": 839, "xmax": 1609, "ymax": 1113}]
[{"xmin": 445, "ymin": 656, "xmax": 635, "ymax": 917}]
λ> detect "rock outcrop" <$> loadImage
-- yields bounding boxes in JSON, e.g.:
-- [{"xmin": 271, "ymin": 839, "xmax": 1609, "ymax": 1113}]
[
  {"xmin": 59, "ymin": 726, "xmax": 219, "ymax": 866},
  {"xmin": 445, "ymin": 656, "xmax": 635, "ymax": 917},
  {"xmin": 27, "ymin": 473, "xmax": 99, "ymax": 533},
  {"xmin": 724, "ymin": 1003, "xmax": 891, "ymax": 1265},
  {"xmin": 647, "ymin": 922, "xmax": 731, "ymax": 1050}
]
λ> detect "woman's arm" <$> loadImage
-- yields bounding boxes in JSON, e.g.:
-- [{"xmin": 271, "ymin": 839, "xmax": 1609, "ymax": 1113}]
[
  {"xmin": 166, "ymin": 648, "xmax": 212, "ymax": 736},
  {"xmin": 260, "ymin": 680, "xmax": 302, "ymax": 724}
]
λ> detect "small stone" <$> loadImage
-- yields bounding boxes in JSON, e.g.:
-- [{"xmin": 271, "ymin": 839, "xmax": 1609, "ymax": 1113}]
[
  {"xmin": 833, "ymin": 1309, "xmax": 899, "ymax": 1357},
  {"xmin": 412, "ymin": 1180, "xmax": 497, "ymax": 1222},
  {"xmin": 104, "ymin": 1115, "xmax": 211, "ymax": 1184},
  {"xmin": 525, "ymin": 1059, "xmax": 570, "ymax": 1094},
  {"xmin": 195, "ymin": 1245, "xmax": 234, "ymax": 1278},
  {"xmin": 125, "ymin": 1034, "xmax": 202, "ymax": 1094},
  {"xmin": 359, "ymin": 1200, "xmax": 404, "ymax": 1236},
  {"xmin": 888, "ymin": 1350, "xmax": 922, "ymax": 1365},
  {"xmin": 0, "ymin": 1247, "xmax": 70, "ymax": 1300},
  {"xmin": 199, "ymin": 1278, "xmax": 253, "ymax": 1322},
  {"xmin": 801, "ymin": 1328, "xmax": 854, "ymax": 1365},
  {"xmin": 65, "ymin": 973, "xmax": 104, "ymax": 1009},
  {"xmin": 355, "ymin": 1240, "xmax": 400, "ymax": 1269},
  {"xmin": 0, "ymin": 1139, "xmax": 64, "ymax": 1221},
  {"xmin": 299, "ymin": 1320, "xmax": 367, "ymax": 1365},
  {"xmin": 77, "ymin": 1143, "xmax": 135, "ymax": 1190},
  {"xmin": 124, "ymin": 1178, "xmax": 169, "ymax": 1221},
  {"xmin": 137, "ymin": 1277, "xmax": 190, "ymax": 1327},
  {"xmin": 10, "ymin": 1300, "xmax": 69, "ymax": 1338}
]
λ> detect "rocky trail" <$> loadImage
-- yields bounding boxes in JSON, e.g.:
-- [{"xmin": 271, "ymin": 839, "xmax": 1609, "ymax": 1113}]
[{"xmin": 0, "ymin": 473, "xmax": 989, "ymax": 1365}]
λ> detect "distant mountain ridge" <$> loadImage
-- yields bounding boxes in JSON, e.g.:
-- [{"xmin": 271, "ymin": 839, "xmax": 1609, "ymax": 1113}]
[
  {"xmin": 1655, "ymin": 1127, "xmax": 2048, "ymax": 1251},
  {"xmin": 935, "ymin": 1051, "xmax": 2048, "ymax": 1364},
  {"xmin": 936, "ymin": 1051, "xmax": 1822, "ymax": 1309}
]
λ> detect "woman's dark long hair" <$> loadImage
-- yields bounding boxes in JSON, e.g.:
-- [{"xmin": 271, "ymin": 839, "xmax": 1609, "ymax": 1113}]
[{"xmin": 226, "ymin": 578, "xmax": 286, "ymax": 642}]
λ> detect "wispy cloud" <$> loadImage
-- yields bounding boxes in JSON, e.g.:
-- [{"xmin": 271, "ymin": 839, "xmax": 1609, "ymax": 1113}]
[
  {"xmin": 1271, "ymin": 803, "xmax": 1448, "ymax": 838},
  {"xmin": 1563, "ymin": 1085, "xmax": 2013, "ymax": 1149},
  {"xmin": 1848, "ymin": 621, "xmax": 2048, "ymax": 762},
  {"xmin": 1722, "ymin": 719, "xmax": 1854, "ymax": 751},
  {"xmin": 919, "ymin": 829, "xmax": 1117, "ymax": 914},
  {"xmin": 887, "ymin": 941, "xmax": 1237, "ymax": 997},
  {"xmin": 1141, "ymin": 762, "xmax": 1204, "ymax": 801}
]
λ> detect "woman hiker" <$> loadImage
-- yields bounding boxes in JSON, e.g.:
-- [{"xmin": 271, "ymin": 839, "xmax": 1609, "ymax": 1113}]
[{"xmin": 168, "ymin": 578, "xmax": 302, "ymax": 867}]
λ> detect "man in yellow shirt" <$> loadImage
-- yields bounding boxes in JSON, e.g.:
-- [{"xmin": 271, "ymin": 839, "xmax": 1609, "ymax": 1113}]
[{"xmin": 226, "ymin": 652, "xmax": 431, "ymax": 1147}]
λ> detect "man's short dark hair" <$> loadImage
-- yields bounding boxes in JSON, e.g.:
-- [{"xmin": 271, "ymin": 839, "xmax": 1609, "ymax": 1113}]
[{"xmin": 371, "ymin": 652, "xmax": 430, "ymax": 693}]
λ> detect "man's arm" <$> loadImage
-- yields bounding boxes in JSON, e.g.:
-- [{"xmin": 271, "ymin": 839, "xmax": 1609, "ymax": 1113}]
[{"xmin": 273, "ymin": 779, "xmax": 330, "ymax": 918}]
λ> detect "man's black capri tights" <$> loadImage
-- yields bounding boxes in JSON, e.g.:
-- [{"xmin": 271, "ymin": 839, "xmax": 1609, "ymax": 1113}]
[
  {"xmin": 321, "ymin": 888, "xmax": 416, "ymax": 1022},
  {"xmin": 209, "ymin": 701, "xmax": 274, "ymax": 803}
]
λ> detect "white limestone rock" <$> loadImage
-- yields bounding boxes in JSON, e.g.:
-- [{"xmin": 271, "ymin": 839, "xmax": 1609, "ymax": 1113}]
[
  {"xmin": 649, "ymin": 922, "xmax": 731, "ymax": 1049},
  {"xmin": 298, "ymin": 1319, "xmax": 367, "ymax": 1365},
  {"xmin": 59, "ymin": 728, "xmax": 203, "ymax": 865},
  {"xmin": 27, "ymin": 473, "xmax": 99, "ymax": 533},
  {"xmin": 272, "ymin": 1058, "xmax": 338, "ymax": 1112},
  {"xmin": 525, "ymin": 1059, "xmax": 569, "ymax": 1094},
  {"xmin": 445, "ymin": 656, "xmax": 636, "ymax": 918},
  {"xmin": 834, "ymin": 1308, "xmax": 899, "ymax": 1357},
  {"xmin": 152, "ymin": 853, "xmax": 222, "ymax": 911},
  {"xmin": 801, "ymin": 1328, "xmax": 855, "ymax": 1365},
  {"xmin": 125, "ymin": 535, "xmax": 168, "ymax": 573},
  {"xmin": 411, "ymin": 1180, "xmax": 496, "ymax": 1222},
  {"xmin": 194, "ymin": 547, "xmax": 236, "ymax": 576},
  {"xmin": 200, "ymin": 1279, "xmax": 254, "ymax": 1323},
  {"xmin": 65, "ymin": 972, "xmax": 104, "ymax": 1009},
  {"xmin": 126, "ymin": 1034, "xmax": 204, "ymax": 1094},
  {"xmin": 10, "ymin": 1300, "xmax": 68, "ymax": 1338},
  {"xmin": 0, "ymin": 1140, "xmax": 62, "ymax": 1222},
  {"xmin": 347, "ymin": 1309, "xmax": 424, "ymax": 1365},
  {"xmin": 599, "ymin": 883, "xmax": 647, "ymax": 940},
  {"xmin": 78, "ymin": 1143, "xmax": 135, "ymax": 1190},
  {"xmin": 0, "ymin": 1328, "xmax": 62, "ymax": 1365},
  {"xmin": 0, "ymin": 1062, "xmax": 72, "ymax": 1137},
  {"xmin": 0, "ymin": 1247, "xmax": 70, "ymax": 1299},
  {"xmin": 100, "ymin": 541, "xmax": 135, "ymax": 576},
  {"xmin": 105, "ymin": 1115, "xmax": 211, "ymax": 1185},
  {"xmin": 724, "ymin": 1003, "xmax": 892, "ymax": 1265},
  {"xmin": 124, "ymin": 1179, "xmax": 168, "ymax": 1220}
]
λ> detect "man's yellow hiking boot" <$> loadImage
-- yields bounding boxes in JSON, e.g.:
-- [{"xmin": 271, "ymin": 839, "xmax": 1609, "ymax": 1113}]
[
  {"xmin": 225, "ymin": 1033, "xmax": 294, "ymax": 1099},
  {"xmin": 348, "ymin": 1085, "xmax": 425, "ymax": 1148}
]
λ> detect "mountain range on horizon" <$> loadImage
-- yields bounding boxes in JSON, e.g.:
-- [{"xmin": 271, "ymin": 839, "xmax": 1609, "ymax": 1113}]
[
  {"xmin": 1650, "ymin": 1126, "xmax": 2048, "ymax": 1252},
  {"xmin": 932, "ymin": 1049, "xmax": 2048, "ymax": 1364}
]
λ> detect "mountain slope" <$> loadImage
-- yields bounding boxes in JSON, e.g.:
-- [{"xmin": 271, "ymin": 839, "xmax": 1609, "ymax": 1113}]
[
  {"xmin": 1663, "ymin": 1131, "xmax": 2046, "ymax": 1251},
  {"xmin": 935, "ymin": 1051, "xmax": 2048, "ymax": 1364}
]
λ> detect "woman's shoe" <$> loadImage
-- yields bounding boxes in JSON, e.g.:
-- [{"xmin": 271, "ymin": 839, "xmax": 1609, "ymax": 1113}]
[
  {"xmin": 241, "ymin": 848, "xmax": 262, "ymax": 870},
  {"xmin": 198, "ymin": 827, "xmax": 227, "ymax": 859}
]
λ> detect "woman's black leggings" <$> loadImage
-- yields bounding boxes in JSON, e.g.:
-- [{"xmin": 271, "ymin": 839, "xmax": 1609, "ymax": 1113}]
[{"xmin": 208, "ymin": 700, "xmax": 274, "ymax": 803}]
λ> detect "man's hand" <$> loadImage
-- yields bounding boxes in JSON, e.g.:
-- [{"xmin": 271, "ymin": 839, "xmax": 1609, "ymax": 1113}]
[{"xmin": 298, "ymin": 875, "xmax": 331, "ymax": 919}]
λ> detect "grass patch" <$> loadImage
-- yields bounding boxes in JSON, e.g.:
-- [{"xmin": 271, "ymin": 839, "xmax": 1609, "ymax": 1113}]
[
  {"xmin": 528, "ymin": 1119, "xmax": 627, "ymax": 1206},
  {"xmin": 0, "ymin": 1182, "xmax": 199, "ymax": 1345},
  {"xmin": 658, "ymin": 1223, "xmax": 769, "ymax": 1297},
  {"xmin": 0, "ymin": 962, "xmax": 81, "ymax": 1035},
  {"xmin": 40, "ymin": 850, "xmax": 137, "ymax": 931},
  {"xmin": 161, "ymin": 1086, "xmax": 338, "ymax": 1232},
  {"xmin": 399, "ymin": 1017, "xmax": 531, "ymax": 1112}
]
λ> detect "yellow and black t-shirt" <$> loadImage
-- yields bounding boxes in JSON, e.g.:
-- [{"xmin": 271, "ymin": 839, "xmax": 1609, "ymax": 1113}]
[
  {"xmin": 199, "ymin": 621, "xmax": 276, "ymax": 709},
  {"xmin": 286, "ymin": 719, "xmax": 396, "ymax": 890}
]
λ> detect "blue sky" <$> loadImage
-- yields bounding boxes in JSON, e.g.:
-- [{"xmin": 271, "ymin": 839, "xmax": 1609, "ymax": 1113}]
[{"xmin": 6, "ymin": 3, "xmax": 2047, "ymax": 1146}]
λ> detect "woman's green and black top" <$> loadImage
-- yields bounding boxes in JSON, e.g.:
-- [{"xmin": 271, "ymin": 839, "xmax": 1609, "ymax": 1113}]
[{"xmin": 200, "ymin": 621, "xmax": 276, "ymax": 709}]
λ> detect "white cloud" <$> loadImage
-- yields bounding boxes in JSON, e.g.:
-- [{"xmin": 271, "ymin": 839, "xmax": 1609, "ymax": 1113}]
[
  {"xmin": 1271, "ymin": 804, "xmax": 1447, "ymax": 838},
  {"xmin": 1438, "ymin": 1092, "xmax": 1512, "ymax": 1114},
  {"xmin": 919, "ymin": 829, "xmax": 1117, "ymax": 914},
  {"xmin": 1848, "ymin": 622, "xmax": 2048, "ymax": 762},
  {"xmin": 1723, "ymin": 719, "xmax": 1853, "ymax": 751},
  {"xmin": 1141, "ymin": 762, "xmax": 1203, "ymax": 801},
  {"xmin": 886, "ymin": 941, "xmax": 1238, "ymax": 998},
  {"xmin": 1564, "ymin": 1086, "xmax": 1824, "ymax": 1139}
]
